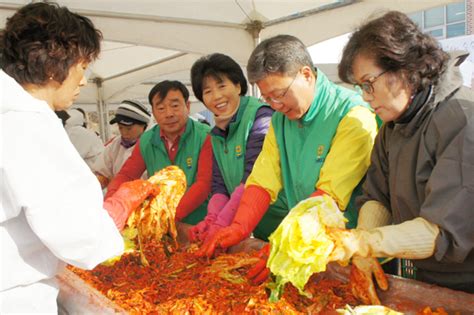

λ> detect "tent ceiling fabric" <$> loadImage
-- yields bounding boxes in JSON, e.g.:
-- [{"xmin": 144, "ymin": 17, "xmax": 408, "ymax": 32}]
[{"xmin": 0, "ymin": 0, "xmax": 456, "ymax": 112}]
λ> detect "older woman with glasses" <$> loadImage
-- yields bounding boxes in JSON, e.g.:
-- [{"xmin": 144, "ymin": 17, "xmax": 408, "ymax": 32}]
[
  {"xmin": 330, "ymin": 10, "xmax": 474, "ymax": 299},
  {"xmin": 188, "ymin": 53, "xmax": 281, "ymax": 244}
]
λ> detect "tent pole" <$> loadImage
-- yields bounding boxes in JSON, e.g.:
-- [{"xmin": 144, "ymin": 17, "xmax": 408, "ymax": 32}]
[
  {"xmin": 246, "ymin": 20, "xmax": 263, "ymax": 97},
  {"xmin": 94, "ymin": 78, "xmax": 109, "ymax": 142},
  {"xmin": 251, "ymin": 33, "xmax": 260, "ymax": 97}
]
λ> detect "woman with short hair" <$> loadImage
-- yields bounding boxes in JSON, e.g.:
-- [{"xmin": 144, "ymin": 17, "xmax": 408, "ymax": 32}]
[
  {"xmin": 188, "ymin": 53, "xmax": 277, "ymax": 243},
  {"xmin": 333, "ymin": 10, "xmax": 474, "ymax": 299},
  {"xmin": 1, "ymin": 3, "xmax": 156, "ymax": 312}
]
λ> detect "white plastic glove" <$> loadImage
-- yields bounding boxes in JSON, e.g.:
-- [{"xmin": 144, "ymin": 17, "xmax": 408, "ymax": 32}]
[
  {"xmin": 329, "ymin": 217, "xmax": 440, "ymax": 263},
  {"xmin": 357, "ymin": 200, "xmax": 392, "ymax": 230}
]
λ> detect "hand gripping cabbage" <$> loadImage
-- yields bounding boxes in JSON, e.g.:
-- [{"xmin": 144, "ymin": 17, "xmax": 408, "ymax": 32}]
[
  {"xmin": 267, "ymin": 195, "xmax": 346, "ymax": 299},
  {"xmin": 103, "ymin": 166, "xmax": 186, "ymax": 265}
]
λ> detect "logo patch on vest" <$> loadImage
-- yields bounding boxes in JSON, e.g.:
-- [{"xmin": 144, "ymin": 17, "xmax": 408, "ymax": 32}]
[
  {"xmin": 316, "ymin": 145, "xmax": 325, "ymax": 163},
  {"xmin": 186, "ymin": 157, "xmax": 193, "ymax": 169},
  {"xmin": 235, "ymin": 145, "xmax": 242, "ymax": 158}
]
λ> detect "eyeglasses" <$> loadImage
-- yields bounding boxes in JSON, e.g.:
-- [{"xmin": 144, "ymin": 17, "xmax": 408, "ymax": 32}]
[
  {"xmin": 259, "ymin": 73, "xmax": 298, "ymax": 105},
  {"xmin": 354, "ymin": 70, "xmax": 387, "ymax": 95}
]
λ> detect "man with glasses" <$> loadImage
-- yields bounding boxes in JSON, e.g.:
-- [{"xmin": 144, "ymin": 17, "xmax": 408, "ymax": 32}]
[
  {"xmin": 105, "ymin": 80, "xmax": 212, "ymax": 225},
  {"xmin": 197, "ymin": 35, "xmax": 377, "ymax": 281}
]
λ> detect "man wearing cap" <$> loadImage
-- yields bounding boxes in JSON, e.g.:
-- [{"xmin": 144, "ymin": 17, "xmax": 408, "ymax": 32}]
[
  {"xmin": 93, "ymin": 99, "xmax": 151, "ymax": 189},
  {"xmin": 105, "ymin": 81, "xmax": 212, "ymax": 225}
]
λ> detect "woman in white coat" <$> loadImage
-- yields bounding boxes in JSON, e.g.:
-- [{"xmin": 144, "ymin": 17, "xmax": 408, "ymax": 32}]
[{"xmin": 0, "ymin": 3, "xmax": 157, "ymax": 313}]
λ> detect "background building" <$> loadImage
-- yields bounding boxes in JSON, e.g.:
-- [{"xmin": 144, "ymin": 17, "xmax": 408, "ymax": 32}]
[
  {"xmin": 408, "ymin": 0, "xmax": 472, "ymax": 39},
  {"xmin": 409, "ymin": 0, "xmax": 473, "ymax": 87}
]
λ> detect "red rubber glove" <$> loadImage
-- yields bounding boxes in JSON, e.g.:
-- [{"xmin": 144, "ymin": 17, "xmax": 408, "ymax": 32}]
[
  {"xmin": 194, "ymin": 185, "xmax": 271, "ymax": 258},
  {"xmin": 194, "ymin": 224, "xmax": 246, "ymax": 257},
  {"xmin": 103, "ymin": 179, "xmax": 159, "ymax": 231},
  {"xmin": 350, "ymin": 255, "xmax": 389, "ymax": 305},
  {"xmin": 246, "ymin": 244, "xmax": 270, "ymax": 285}
]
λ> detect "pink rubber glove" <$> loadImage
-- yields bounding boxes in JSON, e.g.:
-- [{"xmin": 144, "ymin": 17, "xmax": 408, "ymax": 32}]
[
  {"xmin": 205, "ymin": 183, "xmax": 245, "ymax": 240},
  {"xmin": 188, "ymin": 193, "xmax": 229, "ymax": 242}
]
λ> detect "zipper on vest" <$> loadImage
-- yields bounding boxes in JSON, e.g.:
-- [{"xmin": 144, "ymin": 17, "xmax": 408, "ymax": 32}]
[{"xmin": 224, "ymin": 140, "xmax": 228, "ymax": 154}]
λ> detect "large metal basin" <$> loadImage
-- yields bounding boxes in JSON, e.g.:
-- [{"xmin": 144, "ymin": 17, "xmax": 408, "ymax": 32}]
[{"xmin": 58, "ymin": 223, "xmax": 474, "ymax": 314}]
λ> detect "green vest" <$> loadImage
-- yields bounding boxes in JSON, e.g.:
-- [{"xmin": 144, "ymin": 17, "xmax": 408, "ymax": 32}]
[
  {"xmin": 211, "ymin": 96, "xmax": 287, "ymax": 242},
  {"xmin": 139, "ymin": 119, "xmax": 211, "ymax": 224},
  {"xmin": 211, "ymin": 96, "xmax": 265, "ymax": 193},
  {"xmin": 255, "ymin": 70, "xmax": 369, "ymax": 237}
]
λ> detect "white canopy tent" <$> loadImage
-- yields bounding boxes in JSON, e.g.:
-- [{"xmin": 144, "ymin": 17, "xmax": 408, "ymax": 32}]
[{"xmin": 0, "ymin": 0, "xmax": 456, "ymax": 140}]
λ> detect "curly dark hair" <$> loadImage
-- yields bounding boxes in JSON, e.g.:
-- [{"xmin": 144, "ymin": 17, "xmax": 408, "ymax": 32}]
[
  {"xmin": 190, "ymin": 53, "xmax": 248, "ymax": 103},
  {"xmin": 338, "ymin": 11, "xmax": 449, "ymax": 92},
  {"xmin": 1, "ymin": 2, "xmax": 102, "ymax": 86}
]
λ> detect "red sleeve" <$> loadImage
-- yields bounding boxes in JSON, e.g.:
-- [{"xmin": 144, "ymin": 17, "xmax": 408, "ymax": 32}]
[
  {"xmin": 105, "ymin": 140, "xmax": 147, "ymax": 199},
  {"xmin": 175, "ymin": 135, "xmax": 212, "ymax": 219},
  {"xmin": 310, "ymin": 189, "xmax": 328, "ymax": 198}
]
